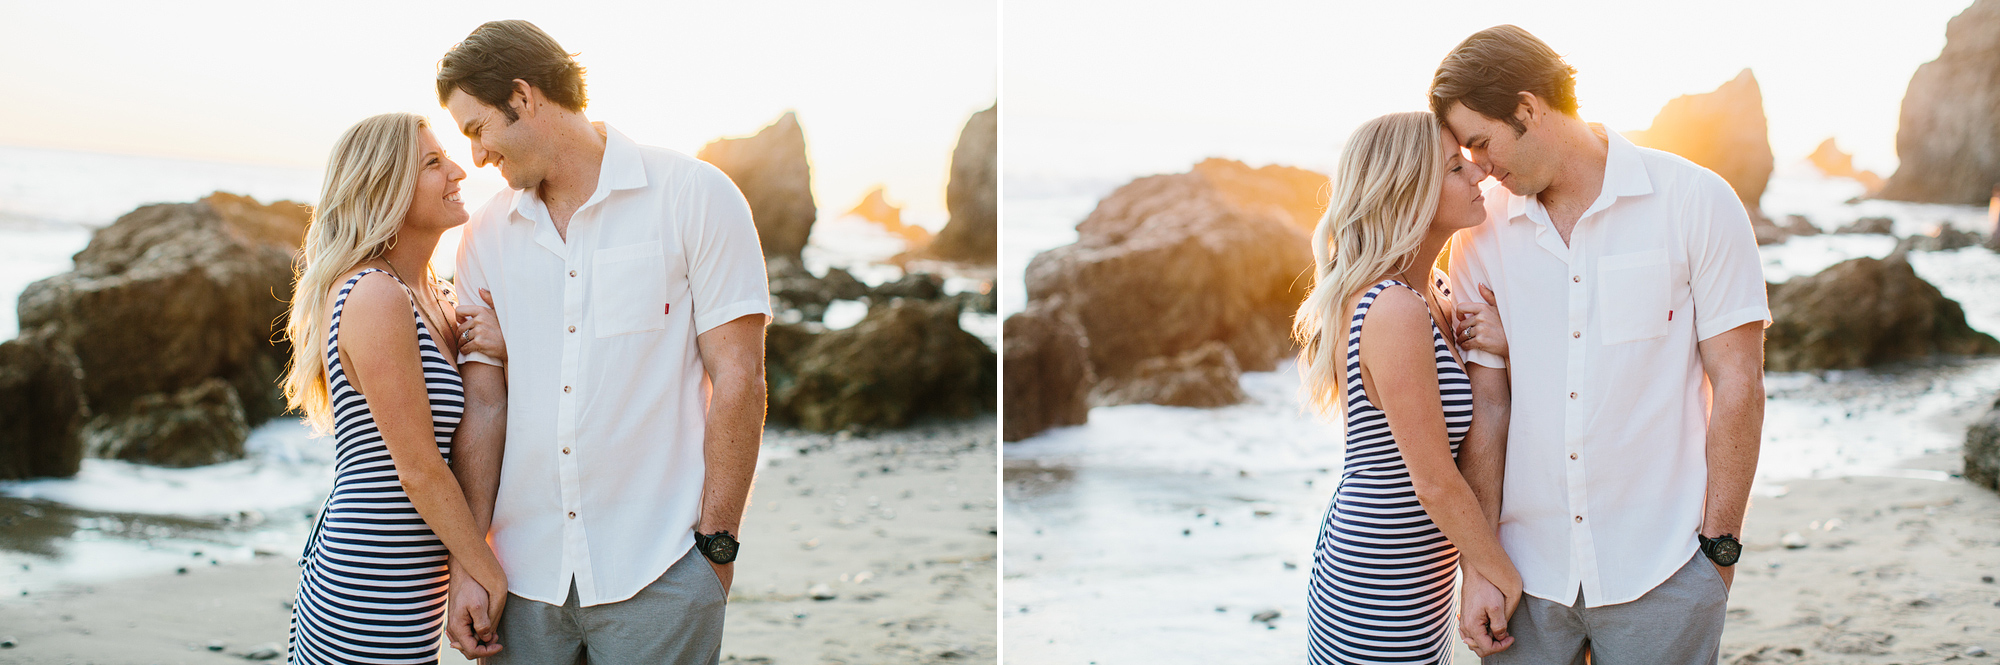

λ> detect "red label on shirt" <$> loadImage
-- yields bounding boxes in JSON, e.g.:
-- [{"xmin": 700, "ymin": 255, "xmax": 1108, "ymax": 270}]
[
  {"xmin": 1668, "ymin": 310, "xmax": 1673, "ymax": 321},
  {"xmin": 665, "ymin": 303, "xmax": 671, "ymax": 315}
]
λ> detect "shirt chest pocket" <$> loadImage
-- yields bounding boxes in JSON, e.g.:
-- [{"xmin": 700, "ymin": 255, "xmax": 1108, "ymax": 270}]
[
  {"xmin": 590, "ymin": 240, "xmax": 686, "ymax": 338},
  {"xmin": 1597, "ymin": 249, "xmax": 1670, "ymax": 345}
]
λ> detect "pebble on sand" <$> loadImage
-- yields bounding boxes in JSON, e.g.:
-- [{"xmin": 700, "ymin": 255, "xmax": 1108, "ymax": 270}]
[
  {"xmin": 809, "ymin": 583, "xmax": 837, "ymax": 601},
  {"xmin": 1780, "ymin": 532, "xmax": 1809, "ymax": 549}
]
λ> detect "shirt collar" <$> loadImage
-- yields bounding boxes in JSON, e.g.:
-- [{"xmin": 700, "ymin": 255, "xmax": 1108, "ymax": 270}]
[
  {"xmin": 1504, "ymin": 123, "xmax": 1654, "ymax": 224},
  {"xmin": 511, "ymin": 122, "xmax": 649, "ymax": 223}
]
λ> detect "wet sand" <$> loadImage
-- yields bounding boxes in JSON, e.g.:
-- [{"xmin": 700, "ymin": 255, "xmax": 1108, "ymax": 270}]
[{"xmin": 0, "ymin": 417, "xmax": 997, "ymax": 664}]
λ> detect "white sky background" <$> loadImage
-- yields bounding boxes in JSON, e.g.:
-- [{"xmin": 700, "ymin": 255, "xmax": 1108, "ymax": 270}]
[
  {"xmin": 0, "ymin": 0, "xmax": 997, "ymax": 226},
  {"xmin": 1003, "ymin": 0, "xmax": 1974, "ymax": 184}
]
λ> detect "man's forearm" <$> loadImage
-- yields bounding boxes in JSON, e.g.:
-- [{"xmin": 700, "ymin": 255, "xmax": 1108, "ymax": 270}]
[
  {"xmin": 450, "ymin": 362, "xmax": 507, "ymax": 534},
  {"xmin": 1702, "ymin": 380, "xmax": 1762, "ymax": 536},
  {"xmin": 1460, "ymin": 365, "xmax": 1511, "ymax": 530},
  {"xmin": 698, "ymin": 376, "xmax": 765, "ymax": 535}
]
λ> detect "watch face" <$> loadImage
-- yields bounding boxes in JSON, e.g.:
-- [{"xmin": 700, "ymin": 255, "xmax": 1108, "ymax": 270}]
[
  {"xmin": 1713, "ymin": 539, "xmax": 1741, "ymax": 565},
  {"xmin": 705, "ymin": 534, "xmax": 739, "ymax": 564}
]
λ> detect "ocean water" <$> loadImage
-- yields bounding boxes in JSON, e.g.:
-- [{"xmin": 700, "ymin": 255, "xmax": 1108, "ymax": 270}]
[
  {"xmin": 1002, "ymin": 166, "xmax": 2000, "ymax": 662},
  {"xmin": 0, "ymin": 144, "xmax": 989, "ymax": 593}
]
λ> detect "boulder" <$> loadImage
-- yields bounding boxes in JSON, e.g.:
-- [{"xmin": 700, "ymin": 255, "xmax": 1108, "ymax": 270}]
[
  {"xmin": 771, "ymin": 299, "xmax": 994, "ymax": 432},
  {"xmin": 1966, "ymin": 399, "xmax": 2000, "ymax": 492},
  {"xmin": 1627, "ymin": 69, "xmax": 1775, "ymax": 216},
  {"xmin": 1781, "ymin": 215, "xmax": 1823, "ymax": 237},
  {"xmin": 1764, "ymin": 253, "xmax": 2000, "ymax": 371},
  {"xmin": 1878, "ymin": 0, "xmax": 2000, "ymax": 204},
  {"xmin": 1836, "ymin": 216, "xmax": 1894, "ymax": 235},
  {"xmin": 1023, "ymin": 158, "xmax": 1320, "ymax": 391},
  {"xmin": 926, "ymin": 105, "xmax": 997, "ymax": 264},
  {"xmin": 1893, "ymin": 223, "xmax": 1981, "ymax": 253},
  {"xmin": 81, "ymin": 378, "xmax": 247, "ymax": 468},
  {"xmin": 697, "ymin": 112, "xmax": 817, "ymax": 259},
  {"xmin": 3, "ymin": 193, "xmax": 306, "ymax": 473},
  {"xmin": 845, "ymin": 187, "xmax": 932, "ymax": 249},
  {"xmin": 1091, "ymin": 341, "xmax": 1247, "ymax": 408},
  {"xmin": 1002, "ymin": 301, "xmax": 1093, "ymax": 441},
  {"xmin": 0, "ymin": 332, "xmax": 86, "ymax": 480},
  {"xmin": 870, "ymin": 272, "xmax": 946, "ymax": 302},
  {"xmin": 1807, "ymin": 138, "xmax": 1885, "ymax": 196}
]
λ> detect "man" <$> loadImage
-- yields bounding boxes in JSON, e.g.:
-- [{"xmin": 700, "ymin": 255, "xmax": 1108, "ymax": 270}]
[
  {"xmin": 1432, "ymin": 25, "xmax": 1768, "ymax": 663},
  {"xmin": 435, "ymin": 20, "xmax": 771, "ymax": 664}
]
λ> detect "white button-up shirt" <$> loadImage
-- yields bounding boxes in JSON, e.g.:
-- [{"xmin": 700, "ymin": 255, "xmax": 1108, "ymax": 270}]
[
  {"xmin": 454, "ymin": 124, "xmax": 771, "ymax": 607},
  {"xmin": 1446, "ymin": 127, "xmax": 1769, "ymax": 607}
]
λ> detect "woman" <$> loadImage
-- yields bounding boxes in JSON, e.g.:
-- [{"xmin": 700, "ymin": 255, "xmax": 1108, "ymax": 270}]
[
  {"xmin": 280, "ymin": 112, "xmax": 508, "ymax": 663},
  {"xmin": 1294, "ymin": 112, "xmax": 1519, "ymax": 664}
]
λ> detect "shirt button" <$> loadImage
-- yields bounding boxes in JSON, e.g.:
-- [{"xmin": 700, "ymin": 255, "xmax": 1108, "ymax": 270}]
[
  {"xmin": 564, "ymin": 386, "xmax": 572, "ymax": 393},
  {"xmin": 570, "ymin": 270, "xmax": 578, "ymax": 277},
  {"xmin": 568, "ymin": 512, "xmax": 577, "ymax": 519},
  {"xmin": 1573, "ymin": 276, "xmax": 1580, "ymax": 283},
  {"xmin": 1569, "ymin": 392, "xmax": 1577, "ymax": 399},
  {"xmin": 568, "ymin": 325, "xmax": 576, "ymax": 333},
  {"xmin": 562, "ymin": 447, "xmax": 571, "ymax": 455},
  {"xmin": 1572, "ymin": 331, "xmax": 1581, "ymax": 339},
  {"xmin": 1575, "ymin": 515, "xmax": 1583, "ymax": 523},
  {"xmin": 1569, "ymin": 453, "xmax": 1578, "ymax": 460}
]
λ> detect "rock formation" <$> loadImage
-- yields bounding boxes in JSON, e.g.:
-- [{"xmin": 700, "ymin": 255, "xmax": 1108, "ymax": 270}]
[
  {"xmin": 0, "ymin": 193, "xmax": 307, "ymax": 476},
  {"xmin": 769, "ymin": 298, "xmax": 994, "ymax": 432},
  {"xmin": 926, "ymin": 105, "xmax": 997, "ymax": 264},
  {"xmin": 845, "ymin": 187, "xmax": 932, "ymax": 248},
  {"xmin": 1807, "ymin": 138, "xmax": 1885, "ymax": 196},
  {"xmin": 698, "ymin": 112, "xmax": 818, "ymax": 259},
  {"xmin": 0, "ymin": 332, "xmax": 85, "ymax": 479},
  {"xmin": 1879, "ymin": 0, "xmax": 2000, "ymax": 204},
  {"xmin": 1018, "ymin": 158, "xmax": 1322, "ymax": 415},
  {"xmin": 1002, "ymin": 301, "xmax": 1093, "ymax": 442},
  {"xmin": 1836, "ymin": 216, "xmax": 1895, "ymax": 235},
  {"xmin": 1893, "ymin": 222, "xmax": 1982, "ymax": 253},
  {"xmin": 1627, "ymin": 69, "xmax": 1774, "ymax": 217},
  {"xmin": 1966, "ymin": 399, "xmax": 2000, "ymax": 492},
  {"xmin": 1764, "ymin": 252, "xmax": 2000, "ymax": 371},
  {"xmin": 1089, "ymin": 341, "xmax": 1247, "ymax": 408}
]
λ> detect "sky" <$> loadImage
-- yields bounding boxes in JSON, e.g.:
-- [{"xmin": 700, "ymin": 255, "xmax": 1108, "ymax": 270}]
[
  {"xmin": 1003, "ymin": 0, "xmax": 1976, "ymax": 185},
  {"xmin": 0, "ymin": 0, "xmax": 997, "ymax": 227}
]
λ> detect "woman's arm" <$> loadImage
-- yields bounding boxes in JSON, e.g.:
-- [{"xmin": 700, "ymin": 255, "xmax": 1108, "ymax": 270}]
[
  {"xmin": 1358, "ymin": 288, "xmax": 1521, "ymax": 599},
  {"xmin": 339, "ymin": 273, "xmax": 508, "ymax": 597}
]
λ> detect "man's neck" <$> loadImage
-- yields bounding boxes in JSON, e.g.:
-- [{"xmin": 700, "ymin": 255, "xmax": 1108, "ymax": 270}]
[
  {"xmin": 1536, "ymin": 119, "xmax": 1611, "ymax": 236},
  {"xmin": 538, "ymin": 117, "xmax": 609, "ymax": 235}
]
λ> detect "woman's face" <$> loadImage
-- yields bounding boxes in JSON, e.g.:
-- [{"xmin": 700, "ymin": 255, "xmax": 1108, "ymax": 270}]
[
  {"xmin": 1433, "ymin": 126, "xmax": 1489, "ymax": 233},
  {"xmin": 404, "ymin": 127, "xmax": 470, "ymax": 233}
]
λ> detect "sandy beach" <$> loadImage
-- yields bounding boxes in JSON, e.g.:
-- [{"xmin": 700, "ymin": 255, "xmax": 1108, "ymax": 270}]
[{"xmin": 0, "ymin": 416, "xmax": 997, "ymax": 664}]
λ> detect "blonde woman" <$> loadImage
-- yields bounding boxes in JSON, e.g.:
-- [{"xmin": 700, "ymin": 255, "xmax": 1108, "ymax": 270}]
[
  {"xmin": 1295, "ymin": 112, "xmax": 1519, "ymax": 664},
  {"xmin": 281, "ymin": 113, "xmax": 509, "ymax": 663}
]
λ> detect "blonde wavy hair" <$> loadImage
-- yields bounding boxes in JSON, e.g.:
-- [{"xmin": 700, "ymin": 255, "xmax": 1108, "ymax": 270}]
[
  {"xmin": 282, "ymin": 113, "xmax": 429, "ymax": 433},
  {"xmin": 1292, "ymin": 112, "xmax": 1448, "ymax": 416}
]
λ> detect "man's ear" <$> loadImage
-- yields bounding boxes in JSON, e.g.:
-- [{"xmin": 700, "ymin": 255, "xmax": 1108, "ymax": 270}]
[{"xmin": 510, "ymin": 79, "xmax": 535, "ymax": 120}]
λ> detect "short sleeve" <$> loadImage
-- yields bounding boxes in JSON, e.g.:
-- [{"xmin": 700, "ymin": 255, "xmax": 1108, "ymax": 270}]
[
  {"xmin": 1446, "ymin": 227, "xmax": 1506, "ymax": 369},
  {"xmin": 1687, "ymin": 174, "xmax": 1772, "ymax": 341},
  {"xmin": 682, "ymin": 164, "xmax": 774, "ymax": 335},
  {"xmin": 453, "ymin": 214, "xmax": 503, "ymax": 367}
]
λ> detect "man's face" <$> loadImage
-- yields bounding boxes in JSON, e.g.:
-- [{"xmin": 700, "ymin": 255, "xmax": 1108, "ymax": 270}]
[
  {"xmin": 444, "ymin": 86, "xmax": 543, "ymax": 191},
  {"xmin": 1443, "ymin": 99, "xmax": 1552, "ymax": 198}
]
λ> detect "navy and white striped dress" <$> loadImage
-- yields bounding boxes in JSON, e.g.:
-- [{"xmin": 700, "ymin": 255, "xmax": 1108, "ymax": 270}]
[
  {"xmin": 290, "ymin": 269, "xmax": 463, "ymax": 664},
  {"xmin": 1307, "ymin": 278, "xmax": 1473, "ymax": 664}
]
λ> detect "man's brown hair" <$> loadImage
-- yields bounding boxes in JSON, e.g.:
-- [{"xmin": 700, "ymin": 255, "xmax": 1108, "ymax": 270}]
[
  {"xmin": 1429, "ymin": 25, "xmax": 1578, "ymax": 136},
  {"xmin": 436, "ymin": 20, "xmax": 588, "ymax": 122}
]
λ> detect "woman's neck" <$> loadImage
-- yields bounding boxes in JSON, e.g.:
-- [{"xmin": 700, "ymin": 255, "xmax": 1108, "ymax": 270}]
[
  {"xmin": 1394, "ymin": 229, "xmax": 1452, "ymax": 293},
  {"xmin": 379, "ymin": 229, "xmax": 443, "ymax": 285}
]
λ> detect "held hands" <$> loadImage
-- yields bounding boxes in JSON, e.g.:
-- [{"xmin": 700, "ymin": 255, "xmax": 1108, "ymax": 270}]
[
  {"xmin": 1458, "ymin": 564, "xmax": 1523, "ymax": 656},
  {"xmin": 455, "ymin": 288, "xmax": 506, "ymax": 363},
  {"xmin": 445, "ymin": 561, "xmax": 508, "ymax": 658},
  {"xmin": 1454, "ymin": 284, "xmax": 1506, "ymax": 360}
]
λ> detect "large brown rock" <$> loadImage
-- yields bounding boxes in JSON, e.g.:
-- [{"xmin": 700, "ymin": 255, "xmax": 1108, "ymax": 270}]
[
  {"xmin": 1627, "ymin": 69, "xmax": 1774, "ymax": 216},
  {"xmin": 698, "ymin": 112, "xmax": 818, "ymax": 259},
  {"xmin": 1001, "ymin": 301, "xmax": 1092, "ymax": 442},
  {"xmin": 0, "ymin": 193, "xmax": 307, "ymax": 474},
  {"xmin": 1091, "ymin": 340, "xmax": 1246, "ymax": 408},
  {"xmin": 1807, "ymin": 138, "xmax": 1885, "ymax": 196},
  {"xmin": 1764, "ymin": 252, "xmax": 2000, "ymax": 371},
  {"xmin": 1023, "ymin": 158, "xmax": 1321, "ymax": 396},
  {"xmin": 0, "ymin": 331, "xmax": 86, "ymax": 480},
  {"xmin": 1879, "ymin": 0, "xmax": 2000, "ymax": 204},
  {"xmin": 926, "ymin": 105, "xmax": 997, "ymax": 264},
  {"xmin": 1967, "ymin": 399, "xmax": 2000, "ymax": 492},
  {"xmin": 771, "ymin": 299, "xmax": 994, "ymax": 432}
]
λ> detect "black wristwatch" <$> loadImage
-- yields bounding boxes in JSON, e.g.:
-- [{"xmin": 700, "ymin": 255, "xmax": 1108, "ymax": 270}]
[
  {"xmin": 1697, "ymin": 533, "xmax": 1741, "ymax": 567},
  {"xmin": 695, "ymin": 530, "xmax": 739, "ymax": 564}
]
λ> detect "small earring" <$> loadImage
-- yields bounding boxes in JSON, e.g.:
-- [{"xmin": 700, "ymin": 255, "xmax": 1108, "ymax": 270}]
[{"xmin": 386, "ymin": 234, "xmax": 399, "ymax": 251}]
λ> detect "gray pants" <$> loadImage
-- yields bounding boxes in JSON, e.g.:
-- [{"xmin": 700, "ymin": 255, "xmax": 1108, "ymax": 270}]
[
  {"xmin": 1485, "ymin": 551, "xmax": 1727, "ymax": 665},
  {"xmin": 487, "ymin": 546, "xmax": 726, "ymax": 665}
]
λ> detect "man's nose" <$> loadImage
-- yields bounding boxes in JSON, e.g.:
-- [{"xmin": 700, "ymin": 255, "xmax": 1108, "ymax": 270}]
[{"xmin": 471, "ymin": 143, "xmax": 492, "ymax": 168}]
